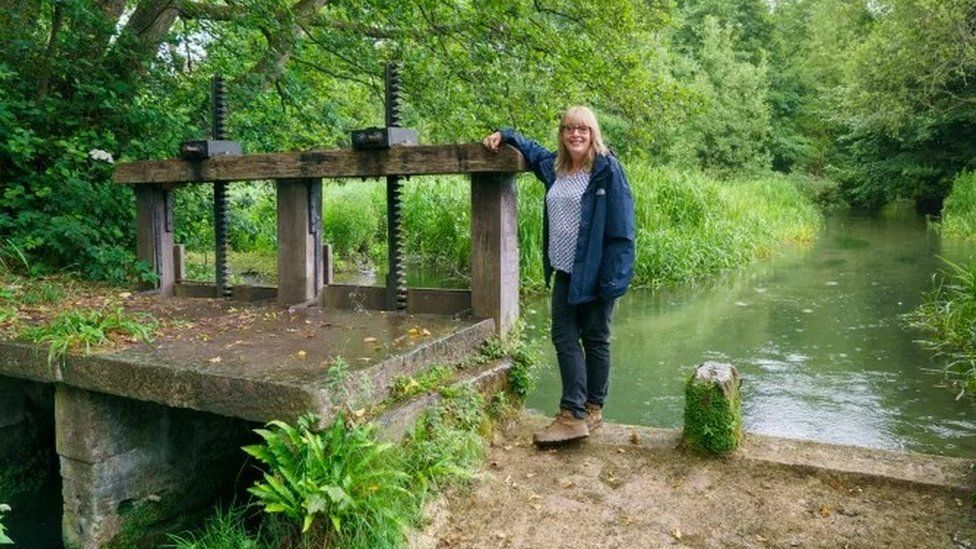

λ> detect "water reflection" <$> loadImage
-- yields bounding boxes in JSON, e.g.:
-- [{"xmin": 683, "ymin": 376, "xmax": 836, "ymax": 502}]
[{"xmin": 524, "ymin": 213, "xmax": 976, "ymax": 457}]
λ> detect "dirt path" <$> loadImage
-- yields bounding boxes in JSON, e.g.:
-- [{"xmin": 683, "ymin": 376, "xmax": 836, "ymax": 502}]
[{"xmin": 415, "ymin": 411, "xmax": 976, "ymax": 548}]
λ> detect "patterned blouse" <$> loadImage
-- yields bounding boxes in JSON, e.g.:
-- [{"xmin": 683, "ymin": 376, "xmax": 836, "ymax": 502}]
[{"xmin": 546, "ymin": 170, "xmax": 590, "ymax": 273}]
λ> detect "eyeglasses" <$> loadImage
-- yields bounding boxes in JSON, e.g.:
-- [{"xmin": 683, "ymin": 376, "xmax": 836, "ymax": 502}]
[{"xmin": 561, "ymin": 124, "xmax": 591, "ymax": 135}]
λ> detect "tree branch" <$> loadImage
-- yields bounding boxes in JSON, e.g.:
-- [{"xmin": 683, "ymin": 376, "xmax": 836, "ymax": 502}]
[{"xmin": 36, "ymin": 1, "xmax": 64, "ymax": 101}]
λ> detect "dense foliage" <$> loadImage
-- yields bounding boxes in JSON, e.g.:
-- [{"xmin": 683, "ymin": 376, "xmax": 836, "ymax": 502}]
[
  {"xmin": 2, "ymin": 0, "xmax": 972, "ymax": 280},
  {"xmin": 941, "ymin": 171, "xmax": 976, "ymax": 239}
]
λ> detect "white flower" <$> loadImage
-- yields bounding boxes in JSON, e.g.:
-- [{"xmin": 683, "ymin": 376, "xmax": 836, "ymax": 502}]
[{"xmin": 88, "ymin": 149, "xmax": 115, "ymax": 164}]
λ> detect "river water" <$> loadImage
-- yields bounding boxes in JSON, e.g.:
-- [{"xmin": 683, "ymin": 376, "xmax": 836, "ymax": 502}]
[{"xmin": 523, "ymin": 211, "xmax": 976, "ymax": 457}]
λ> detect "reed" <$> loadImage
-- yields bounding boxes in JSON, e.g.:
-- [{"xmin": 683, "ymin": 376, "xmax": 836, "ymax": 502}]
[{"xmin": 908, "ymin": 258, "xmax": 976, "ymax": 394}]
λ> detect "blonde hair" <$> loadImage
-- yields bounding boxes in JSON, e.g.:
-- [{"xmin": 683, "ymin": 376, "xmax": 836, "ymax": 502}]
[{"xmin": 555, "ymin": 105, "xmax": 609, "ymax": 175}]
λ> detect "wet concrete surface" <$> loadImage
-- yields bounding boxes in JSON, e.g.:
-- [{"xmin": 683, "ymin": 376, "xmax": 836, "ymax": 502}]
[{"xmin": 0, "ymin": 297, "xmax": 494, "ymax": 422}]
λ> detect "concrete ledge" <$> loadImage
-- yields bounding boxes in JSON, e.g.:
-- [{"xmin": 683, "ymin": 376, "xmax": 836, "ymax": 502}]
[
  {"xmin": 0, "ymin": 342, "xmax": 59, "ymax": 382},
  {"xmin": 528, "ymin": 416, "xmax": 976, "ymax": 495},
  {"xmin": 374, "ymin": 357, "xmax": 512, "ymax": 442},
  {"xmin": 0, "ymin": 313, "xmax": 495, "ymax": 425},
  {"xmin": 339, "ymin": 319, "xmax": 496, "ymax": 411}
]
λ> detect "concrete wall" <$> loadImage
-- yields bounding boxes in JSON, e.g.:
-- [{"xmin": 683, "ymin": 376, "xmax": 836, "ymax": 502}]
[{"xmin": 55, "ymin": 386, "xmax": 256, "ymax": 548}]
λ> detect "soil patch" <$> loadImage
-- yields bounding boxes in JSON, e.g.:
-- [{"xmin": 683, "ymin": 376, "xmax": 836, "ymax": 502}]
[{"xmin": 416, "ymin": 411, "xmax": 976, "ymax": 548}]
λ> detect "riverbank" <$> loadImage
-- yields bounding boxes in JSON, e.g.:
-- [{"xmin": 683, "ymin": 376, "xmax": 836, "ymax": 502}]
[{"xmin": 416, "ymin": 410, "xmax": 976, "ymax": 548}]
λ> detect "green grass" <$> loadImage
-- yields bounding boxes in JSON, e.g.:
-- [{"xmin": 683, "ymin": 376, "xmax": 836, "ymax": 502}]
[
  {"xmin": 908, "ymin": 258, "xmax": 976, "ymax": 394},
  {"xmin": 941, "ymin": 170, "xmax": 976, "ymax": 239},
  {"xmin": 390, "ymin": 364, "xmax": 456, "ymax": 401},
  {"xmin": 19, "ymin": 307, "xmax": 158, "ymax": 363},
  {"xmin": 175, "ymin": 165, "xmax": 824, "ymax": 293},
  {"xmin": 165, "ymin": 505, "xmax": 269, "ymax": 549},
  {"xmin": 629, "ymin": 167, "xmax": 821, "ymax": 287}
]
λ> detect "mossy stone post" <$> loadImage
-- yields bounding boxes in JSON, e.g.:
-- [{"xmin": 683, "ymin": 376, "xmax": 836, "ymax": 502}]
[{"xmin": 683, "ymin": 362, "xmax": 742, "ymax": 454}]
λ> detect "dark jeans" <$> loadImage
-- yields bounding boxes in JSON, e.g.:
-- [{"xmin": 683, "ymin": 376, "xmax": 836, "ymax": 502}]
[{"xmin": 551, "ymin": 270, "xmax": 616, "ymax": 420}]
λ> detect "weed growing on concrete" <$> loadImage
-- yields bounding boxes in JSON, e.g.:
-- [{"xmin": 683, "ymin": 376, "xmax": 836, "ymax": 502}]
[
  {"xmin": 478, "ymin": 321, "xmax": 541, "ymax": 398},
  {"xmin": 324, "ymin": 355, "xmax": 349, "ymax": 394},
  {"xmin": 401, "ymin": 385, "xmax": 489, "ymax": 491},
  {"xmin": 0, "ymin": 503, "xmax": 11, "ymax": 545},
  {"xmin": 390, "ymin": 364, "xmax": 456, "ymax": 401},
  {"xmin": 244, "ymin": 414, "xmax": 413, "ymax": 547},
  {"xmin": 20, "ymin": 306, "xmax": 157, "ymax": 363}
]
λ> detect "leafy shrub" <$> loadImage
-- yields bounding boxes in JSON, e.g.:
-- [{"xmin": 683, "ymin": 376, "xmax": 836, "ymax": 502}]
[
  {"xmin": 322, "ymin": 181, "xmax": 384, "ymax": 258},
  {"xmin": 941, "ymin": 170, "xmax": 976, "ymax": 239},
  {"xmin": 244, "ymin": 414, "xmax": 413, "ymax": 548}
]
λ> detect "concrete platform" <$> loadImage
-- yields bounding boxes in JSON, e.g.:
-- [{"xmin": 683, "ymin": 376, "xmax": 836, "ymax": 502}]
[
  {"xmin": 0, "ymin": 298, "xmax": 500, "ymax": 547},
  {"xmin": 0, "ymin": 298, "xmax": 495, "ymax": 423}
]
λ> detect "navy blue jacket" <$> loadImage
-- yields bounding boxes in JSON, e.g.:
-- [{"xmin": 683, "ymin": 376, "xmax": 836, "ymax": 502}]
[{"xmin": 500, "ymin": 128, "xmax": 636, "ymax": 305}]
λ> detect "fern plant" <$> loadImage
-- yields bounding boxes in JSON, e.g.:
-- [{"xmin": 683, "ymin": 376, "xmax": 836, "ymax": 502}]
[{"xmin": 244, "ymin": 414, "xmax": 415, "ymax": 548}]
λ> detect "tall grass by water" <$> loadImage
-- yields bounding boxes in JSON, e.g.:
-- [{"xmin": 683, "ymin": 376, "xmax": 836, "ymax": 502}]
[
  {"xmin": 941, "ymin": 170, "xmax": 976, "ymax": 239},
  {"xmin": 909, "ymin": 259, "xmax": 976, "ymax": 394},
  {"xmin": 325, "ymin": 164, "xmax": 822, "ymax": 289},
  {"xmin": 181, "ymin": 164, "xmax": 823, "ymax": 290}
]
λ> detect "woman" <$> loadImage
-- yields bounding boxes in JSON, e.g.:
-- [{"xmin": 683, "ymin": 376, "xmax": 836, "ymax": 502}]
[{"xmin": 482, "ymin": 106, "xmax": 635, "ymax": 445}]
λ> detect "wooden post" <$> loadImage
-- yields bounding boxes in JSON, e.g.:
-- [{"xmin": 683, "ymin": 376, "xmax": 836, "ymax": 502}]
[
  {"xmin": 173, "ymin": 244, "xmax": 186, "ymax": 283},
  {"xmin": 323, "ymin": 243, "xmax": 334, "ymax": 285},
  {"xmin": 134, "ymin": 185, "xmax": 174, "ymax": 296},
  {"xmin": 470, "ymin": 173, "xmax": 519, "ymax": 336},
  {"xmin": 276, "ymin": 178, "xmax": 323, "ymax": 305}
]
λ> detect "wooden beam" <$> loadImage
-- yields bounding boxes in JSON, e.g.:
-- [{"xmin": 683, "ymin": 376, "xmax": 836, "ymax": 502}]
[
  {"xmin": 114, "ymin": 143, "xmax": 527, "ymax": 184},
  {"xmin": 470, "ymin": 172, "xmax": 519, "ymax": 336},
  {"xmin": 277, "ymin": 179, "xmax": 323, "ymax": 306}
]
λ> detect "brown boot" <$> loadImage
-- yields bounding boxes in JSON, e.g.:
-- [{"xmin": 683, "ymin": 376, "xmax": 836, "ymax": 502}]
[
  {"xmin": 585, "ymin": 403, "xmax": 603, "ymax": 431},
  {"xmin": 533, "ymin": 409, "xmax": 589, "ymax": 446}
]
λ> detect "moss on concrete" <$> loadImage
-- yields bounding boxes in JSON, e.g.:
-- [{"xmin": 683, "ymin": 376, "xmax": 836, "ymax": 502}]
[{"xmin": 682, "ymin": 363, "xmax": 742, "ymax": 455}]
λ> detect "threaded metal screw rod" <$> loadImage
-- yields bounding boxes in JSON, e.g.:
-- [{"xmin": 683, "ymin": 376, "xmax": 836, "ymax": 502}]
[
  {"xmin": 384, "ymin": 63, "xmax": 408, "ymax": 310},
  {"xmin": 212, "ymin": 75, "xmax": 231, "ymax": 297}
]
